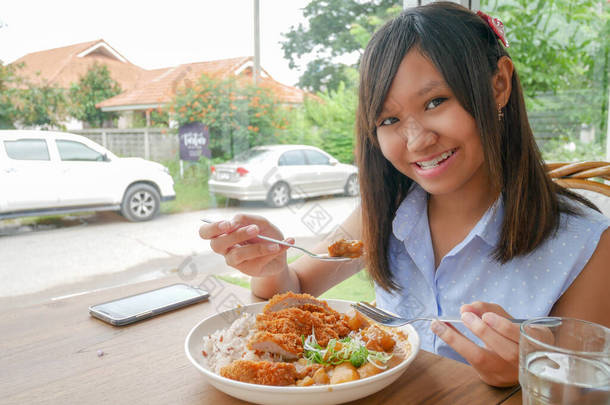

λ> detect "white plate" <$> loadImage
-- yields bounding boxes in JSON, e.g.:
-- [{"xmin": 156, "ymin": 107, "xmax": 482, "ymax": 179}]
[{"xmin": 184, "ymin": 299, "xmax": 420, "ymax": 405}]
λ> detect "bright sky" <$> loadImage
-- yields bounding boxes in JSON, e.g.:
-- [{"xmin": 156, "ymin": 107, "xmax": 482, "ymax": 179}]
[{"xmin": 0, "ymin": 0, "xmax": 310, "ymax": 86}]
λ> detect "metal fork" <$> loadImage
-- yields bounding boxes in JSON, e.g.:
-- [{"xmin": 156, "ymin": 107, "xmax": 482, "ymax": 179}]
[
  {"xmin": 351, "ymin": 301, "xmax": 529, "ymax": 327},
  {"xmin": 200, "ymin": 218, "xmax": 352, "ymax": 262}
]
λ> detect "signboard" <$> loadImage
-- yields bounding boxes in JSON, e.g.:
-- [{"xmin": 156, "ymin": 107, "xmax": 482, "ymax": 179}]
[{"xmin": 179, "ymin": 122, "xmax": 211, "ymax": 161}]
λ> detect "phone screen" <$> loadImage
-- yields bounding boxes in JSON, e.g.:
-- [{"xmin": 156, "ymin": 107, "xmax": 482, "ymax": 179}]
[{"xmin": 90, "ymin": 283, "xmax": 209, "ymax": 324}]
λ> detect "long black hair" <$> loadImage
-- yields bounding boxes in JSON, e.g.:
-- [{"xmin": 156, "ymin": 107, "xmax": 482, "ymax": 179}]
[{"xmin": 356, "ymin": 2, "xmax": 597, "ymax": 292}]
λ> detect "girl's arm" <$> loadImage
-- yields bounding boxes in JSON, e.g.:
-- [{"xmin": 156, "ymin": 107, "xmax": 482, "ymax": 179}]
[
  {"xmin": 549, "ymin": 228, "xmax": 610, "ymax": 326},
  {"xmin": 252, "ymin": 206, "xmax": 364, "ymax": 298}
]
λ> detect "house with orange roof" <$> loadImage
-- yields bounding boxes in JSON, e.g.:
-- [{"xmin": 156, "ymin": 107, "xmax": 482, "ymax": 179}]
[
  {"xmin": 97, "ymin": 55, "xmax": 308, "ymax": 128},
  {"xmin": 11, "ymin": 40, "xmax": 308, "ymax": 129},
  {"xmin": 12, "ymin": 39, "xmax": 146, "ymax": 92}
]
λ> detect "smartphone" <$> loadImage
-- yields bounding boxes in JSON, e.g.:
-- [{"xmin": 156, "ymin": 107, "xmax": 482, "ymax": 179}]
[{"xmin": 89, "ymin": 283, "xmax": 210, "ymax": 326}]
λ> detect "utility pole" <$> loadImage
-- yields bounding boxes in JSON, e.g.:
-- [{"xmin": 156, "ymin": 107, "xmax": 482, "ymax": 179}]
[
  {"xmin": 253, "ymin": 0, "xmax": 261, "ymax": 84},
  {"xmin": 606, "ymin": 87, "xmax": 610, "ymax": 160},
  {"xmin": 403, "ymin": 0, "xmax": 480, "ymax": 10}
]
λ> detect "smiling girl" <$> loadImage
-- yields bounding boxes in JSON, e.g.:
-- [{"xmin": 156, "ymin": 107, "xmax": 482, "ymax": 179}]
[{"xmin": 199, "ymin": 2, "xmax": 610, "ymax": 386}]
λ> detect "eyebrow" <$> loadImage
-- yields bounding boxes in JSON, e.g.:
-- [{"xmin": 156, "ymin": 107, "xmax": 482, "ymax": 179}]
[{"xmin": 417, "ymin": 80, "xmax": 447, "ymax": 97}]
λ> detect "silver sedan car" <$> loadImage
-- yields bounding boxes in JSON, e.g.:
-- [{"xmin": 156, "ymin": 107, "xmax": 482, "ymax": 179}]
[{"xmin": 208, "ymin": 145, "xmax": 359, "ymax": 207}]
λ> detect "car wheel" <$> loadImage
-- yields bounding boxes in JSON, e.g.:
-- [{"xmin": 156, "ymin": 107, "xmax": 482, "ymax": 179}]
[
  {"xmin": 266, "ymin": 182, "xmax": 290, "ymax": 208},
  {"xmin": 344, "ymin": 174, "xmax": 359, "ymax": 196},
  {"xmin": 121, "ymin": 183, "xmax": 160, "ymax": 222}
]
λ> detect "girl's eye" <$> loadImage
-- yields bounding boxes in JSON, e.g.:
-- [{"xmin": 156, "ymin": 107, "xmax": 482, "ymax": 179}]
[
  {"xmin": 425, "ymin": 97, "xmax": 447, "ymax": 110},
  {"xmin": 379, "ymin": 117, "xmax": 399, "ymax": 126}
]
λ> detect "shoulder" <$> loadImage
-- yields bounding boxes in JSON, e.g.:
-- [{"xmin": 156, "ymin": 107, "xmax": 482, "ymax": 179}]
[
  {"xmin": 525, "ymin": 196, "xmax": 609, "ymax": 260},
  {"xmin": 557, "ymin": 197, "xmax": 609, "ymax": 264},
  {"xmin": 524, "ymin": 197, "xmax": 609, "ymax": 289},
  {"xmin": 558, "ymin": 196, "xmax": 610, "ymax": 238}
]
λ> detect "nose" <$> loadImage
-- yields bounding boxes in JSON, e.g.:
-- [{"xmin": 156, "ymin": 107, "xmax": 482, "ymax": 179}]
[{"xmin": 400, "ymin": 116, "xmax": 438, "ymax": 152}]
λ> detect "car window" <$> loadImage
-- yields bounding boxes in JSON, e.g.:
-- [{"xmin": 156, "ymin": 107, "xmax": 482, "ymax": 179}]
[
  {"xmin": 230, "ymin": 149, "xmax": 272, "ymax": 164},
  {"xmin": 3, "ymin": 139, "xmax": 50, "ymax": 161},
  {"xmin": 278, "ymin": 150, "xmax": 306, "ymax": 166},
  {"xmin": 56, "ymin": 140, "xmax": 104, "ymax": 161},
  {"xmin": 304, "ymin": 150, "xmax": 329, "ymax": 165}
]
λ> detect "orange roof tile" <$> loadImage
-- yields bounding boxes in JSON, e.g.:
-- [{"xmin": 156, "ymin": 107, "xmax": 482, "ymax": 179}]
[
  {"xmin": 259, "ymin": 76, "xmax": 308, "ymax": 104},
  {"xmin": 10, "ymin": 40, "xmax": 309, "ymax": 110},
  {"xmin": 11, "ymin": 39, "xmax": 145, "ymax": 91},
  {"xmin": 97, "ymin": 57, "xmax": 309, "ymax": 110}
]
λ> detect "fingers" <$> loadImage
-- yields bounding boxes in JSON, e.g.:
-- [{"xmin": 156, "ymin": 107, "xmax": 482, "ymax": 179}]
[
  {"xmin": 225, "ymin": 238, "xmax": 294, "ymax": 277},
  {"xmin": 226, "ymin": 240, "xmax": 281, "ymax": 267},
  {"xmin": 210, "ymin": 224, "xmax": 262, "ymax": 255},
  {"xmin": 431, "ymin": 319, "xmax": 517, "ymax": 387},
  {"xmin": 461, "ymin": 301, "xmax": 511, "ymax": 318},
  {"xmin": 481, "ymin": 312, "xmax": 520, "ymax": 342},
  {"xmin": 461, "ymin": 312, "xmax": 519, "ymax": 365},
  {"xmin": 198, "ymin": 214, "xmax": 281, "ymax": 242},
  {"xmin": 228, "ymin": 213, "xmax": 272, "ymax": 228},
  {"xmin": 200, "ymin": 214, "xmax": 283, "ymax": 255},
  {"xmin": 459, "ymin": 302, "xmax": 520, "ymax": 365},
  {"xmin": 430, "ymin": 320, "xmax": 490, "ymax": 368},
  {"xmin": 199, "ymin": 219, "xmax": 234, "ymax": 239},
  {"xmin": 198, "ymin": 214, "xmax": 294, "ymax": 276},
  {"xmin": 198, "ymin": 214, "xmax": 267, "ymax": 237}
]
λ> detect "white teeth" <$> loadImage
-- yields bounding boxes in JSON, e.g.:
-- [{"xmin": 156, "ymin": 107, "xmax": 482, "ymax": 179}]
[{"xmin": 417, "ymin": 149, "xmax": 455, "ymax": 169}]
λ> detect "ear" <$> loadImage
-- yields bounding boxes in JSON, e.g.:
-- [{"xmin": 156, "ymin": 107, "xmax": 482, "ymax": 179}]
[{"xmin": 492, "ymin": 56, "xmax": 514, "ymax": 108}]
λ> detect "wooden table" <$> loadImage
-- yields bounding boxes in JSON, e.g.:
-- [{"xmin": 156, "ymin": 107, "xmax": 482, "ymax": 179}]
[{"xmin": 0, "ymin": 275, "xmax": 522, "ymax": 405}]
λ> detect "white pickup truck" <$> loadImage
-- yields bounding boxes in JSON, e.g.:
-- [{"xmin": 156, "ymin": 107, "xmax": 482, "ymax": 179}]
[{"xmin": 0, "ymin": 130, "xmax": 176, "ymax": 221}]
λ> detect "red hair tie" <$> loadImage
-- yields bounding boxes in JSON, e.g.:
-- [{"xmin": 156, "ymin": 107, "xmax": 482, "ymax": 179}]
[{"xmin": 477, "ymin": 10, "xmax": 509, "ymax": 48}]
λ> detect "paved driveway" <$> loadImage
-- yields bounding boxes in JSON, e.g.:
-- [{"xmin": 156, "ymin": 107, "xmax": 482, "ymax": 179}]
[
  {"xmin": 1, "ymin": 190, "xmax": 606, "ymax": 308},
  {"xmin": 0, "ymin": 196, "xmax": 360, "ymax": 304}
]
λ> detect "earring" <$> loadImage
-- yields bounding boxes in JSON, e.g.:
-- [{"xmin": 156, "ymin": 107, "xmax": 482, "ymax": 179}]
[{"xmin": 497, "ymin": 104, "xmax": 504, "ymax": 121}]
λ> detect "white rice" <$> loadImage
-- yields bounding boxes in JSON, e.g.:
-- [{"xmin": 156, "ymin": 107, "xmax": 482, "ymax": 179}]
[{"xmin": 202, "ymin": 312, "xmax": 275, "ymax": 374}]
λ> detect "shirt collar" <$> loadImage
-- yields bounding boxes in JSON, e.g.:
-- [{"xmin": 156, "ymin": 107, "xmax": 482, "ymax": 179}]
[
  {"xmin": 392, "ymin": 183, "xmax": 503, "ymax": 248},
  {"xmin": 392, "ymin": 183, "xmax": 427, "ymax": 242},
  {"xmin": 473, "ymin": 195, "xmax": 503, "ymax": 247}
]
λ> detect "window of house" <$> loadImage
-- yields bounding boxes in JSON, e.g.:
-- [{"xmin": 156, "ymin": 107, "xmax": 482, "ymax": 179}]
[{"xmin": 4, "ymin": 139, "xmax": 50, "ymax": 161}]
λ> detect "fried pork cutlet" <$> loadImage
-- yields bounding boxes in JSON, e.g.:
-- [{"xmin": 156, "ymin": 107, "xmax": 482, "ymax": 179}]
[
  {"xmin": 220, "ymin": 360, "xmax": 298, "ymax": 386},
  {"xmin": 327, "ymin": 239, "xmax": 364, "ymax": 258},
  {"xmin": 262, "ymin": 291, "xmax": 335, "ymax": 313},
  {"xmin": 251, "ymin": 292, "xmax": 351, "ymax": 357},
  {"xmin": 248, "ymin": 331, "xmax": 303, "ymax": 359},
  {"xmin": 256, "ymin": 307, "xmax": 350, "ymax": 346}
]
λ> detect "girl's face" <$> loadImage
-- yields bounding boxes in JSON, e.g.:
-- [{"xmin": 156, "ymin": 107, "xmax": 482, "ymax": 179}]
[{"xmin": 376, "ymin": 49, "xmax": 489, "ymax": 197}]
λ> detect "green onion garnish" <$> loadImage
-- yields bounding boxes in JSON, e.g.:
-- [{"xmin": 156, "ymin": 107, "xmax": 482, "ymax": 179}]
[{"xmin": 301, "ymin": 333, "xmax": 392, "ymax": 368}]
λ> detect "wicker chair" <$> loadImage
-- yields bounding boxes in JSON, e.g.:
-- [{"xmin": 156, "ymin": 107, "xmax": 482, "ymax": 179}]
[{"xmin": 546, "ymin": 161, "xmax": 610, "ymax": 197}]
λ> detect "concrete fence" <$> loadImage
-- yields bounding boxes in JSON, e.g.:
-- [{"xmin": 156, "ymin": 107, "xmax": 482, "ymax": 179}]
[{"xmin": 72, "ymin": 128, "xmax": 178, "ymax": 162}]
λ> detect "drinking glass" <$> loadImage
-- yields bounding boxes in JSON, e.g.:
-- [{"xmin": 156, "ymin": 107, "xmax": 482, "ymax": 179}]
[{"xmin": 519, "ymin": 317, "xmax": 610, "ymax": 405}]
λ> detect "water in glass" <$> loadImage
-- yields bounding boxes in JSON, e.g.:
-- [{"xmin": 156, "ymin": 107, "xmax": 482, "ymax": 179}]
[{"xmin": 520, "ymin": 351, "xmax": 610, "ymax": 405}]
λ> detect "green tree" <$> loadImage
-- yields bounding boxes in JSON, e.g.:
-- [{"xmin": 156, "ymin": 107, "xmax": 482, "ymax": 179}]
[
  {"xmin": 12, "ymin": 79, "xmax": 66, "ymax": 129},
  {"xmin": 484, "ymin": 0, "xmax": 609, "ymax": 150},
  {"xmin": 274, "ymin": 105, "xmax": 322, "ymax": 147},
  {"xmin": 68, "ymin": 63, "xmax": 122, "ymax": 127},
  {"xmin": 281, "ymin": 0, "xmax": 401, "ymax": 92},
  {"xmin": 0, "ymin": 61, "xmax": 23, "ymax": 128},
  {"xmin": 171, "ymin": 74, "xmax": 287, "ymax": 159},
  {"xmin": 1, "ymin": 62, "xmax": 68, "ymax": 129},
  {"xmin": 485, "ymin": 0, "xmax": 605, "ymax": 99},
  {"xmin": 303, "ymin": 75, "xmax": 359, "ymax": 163}
]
